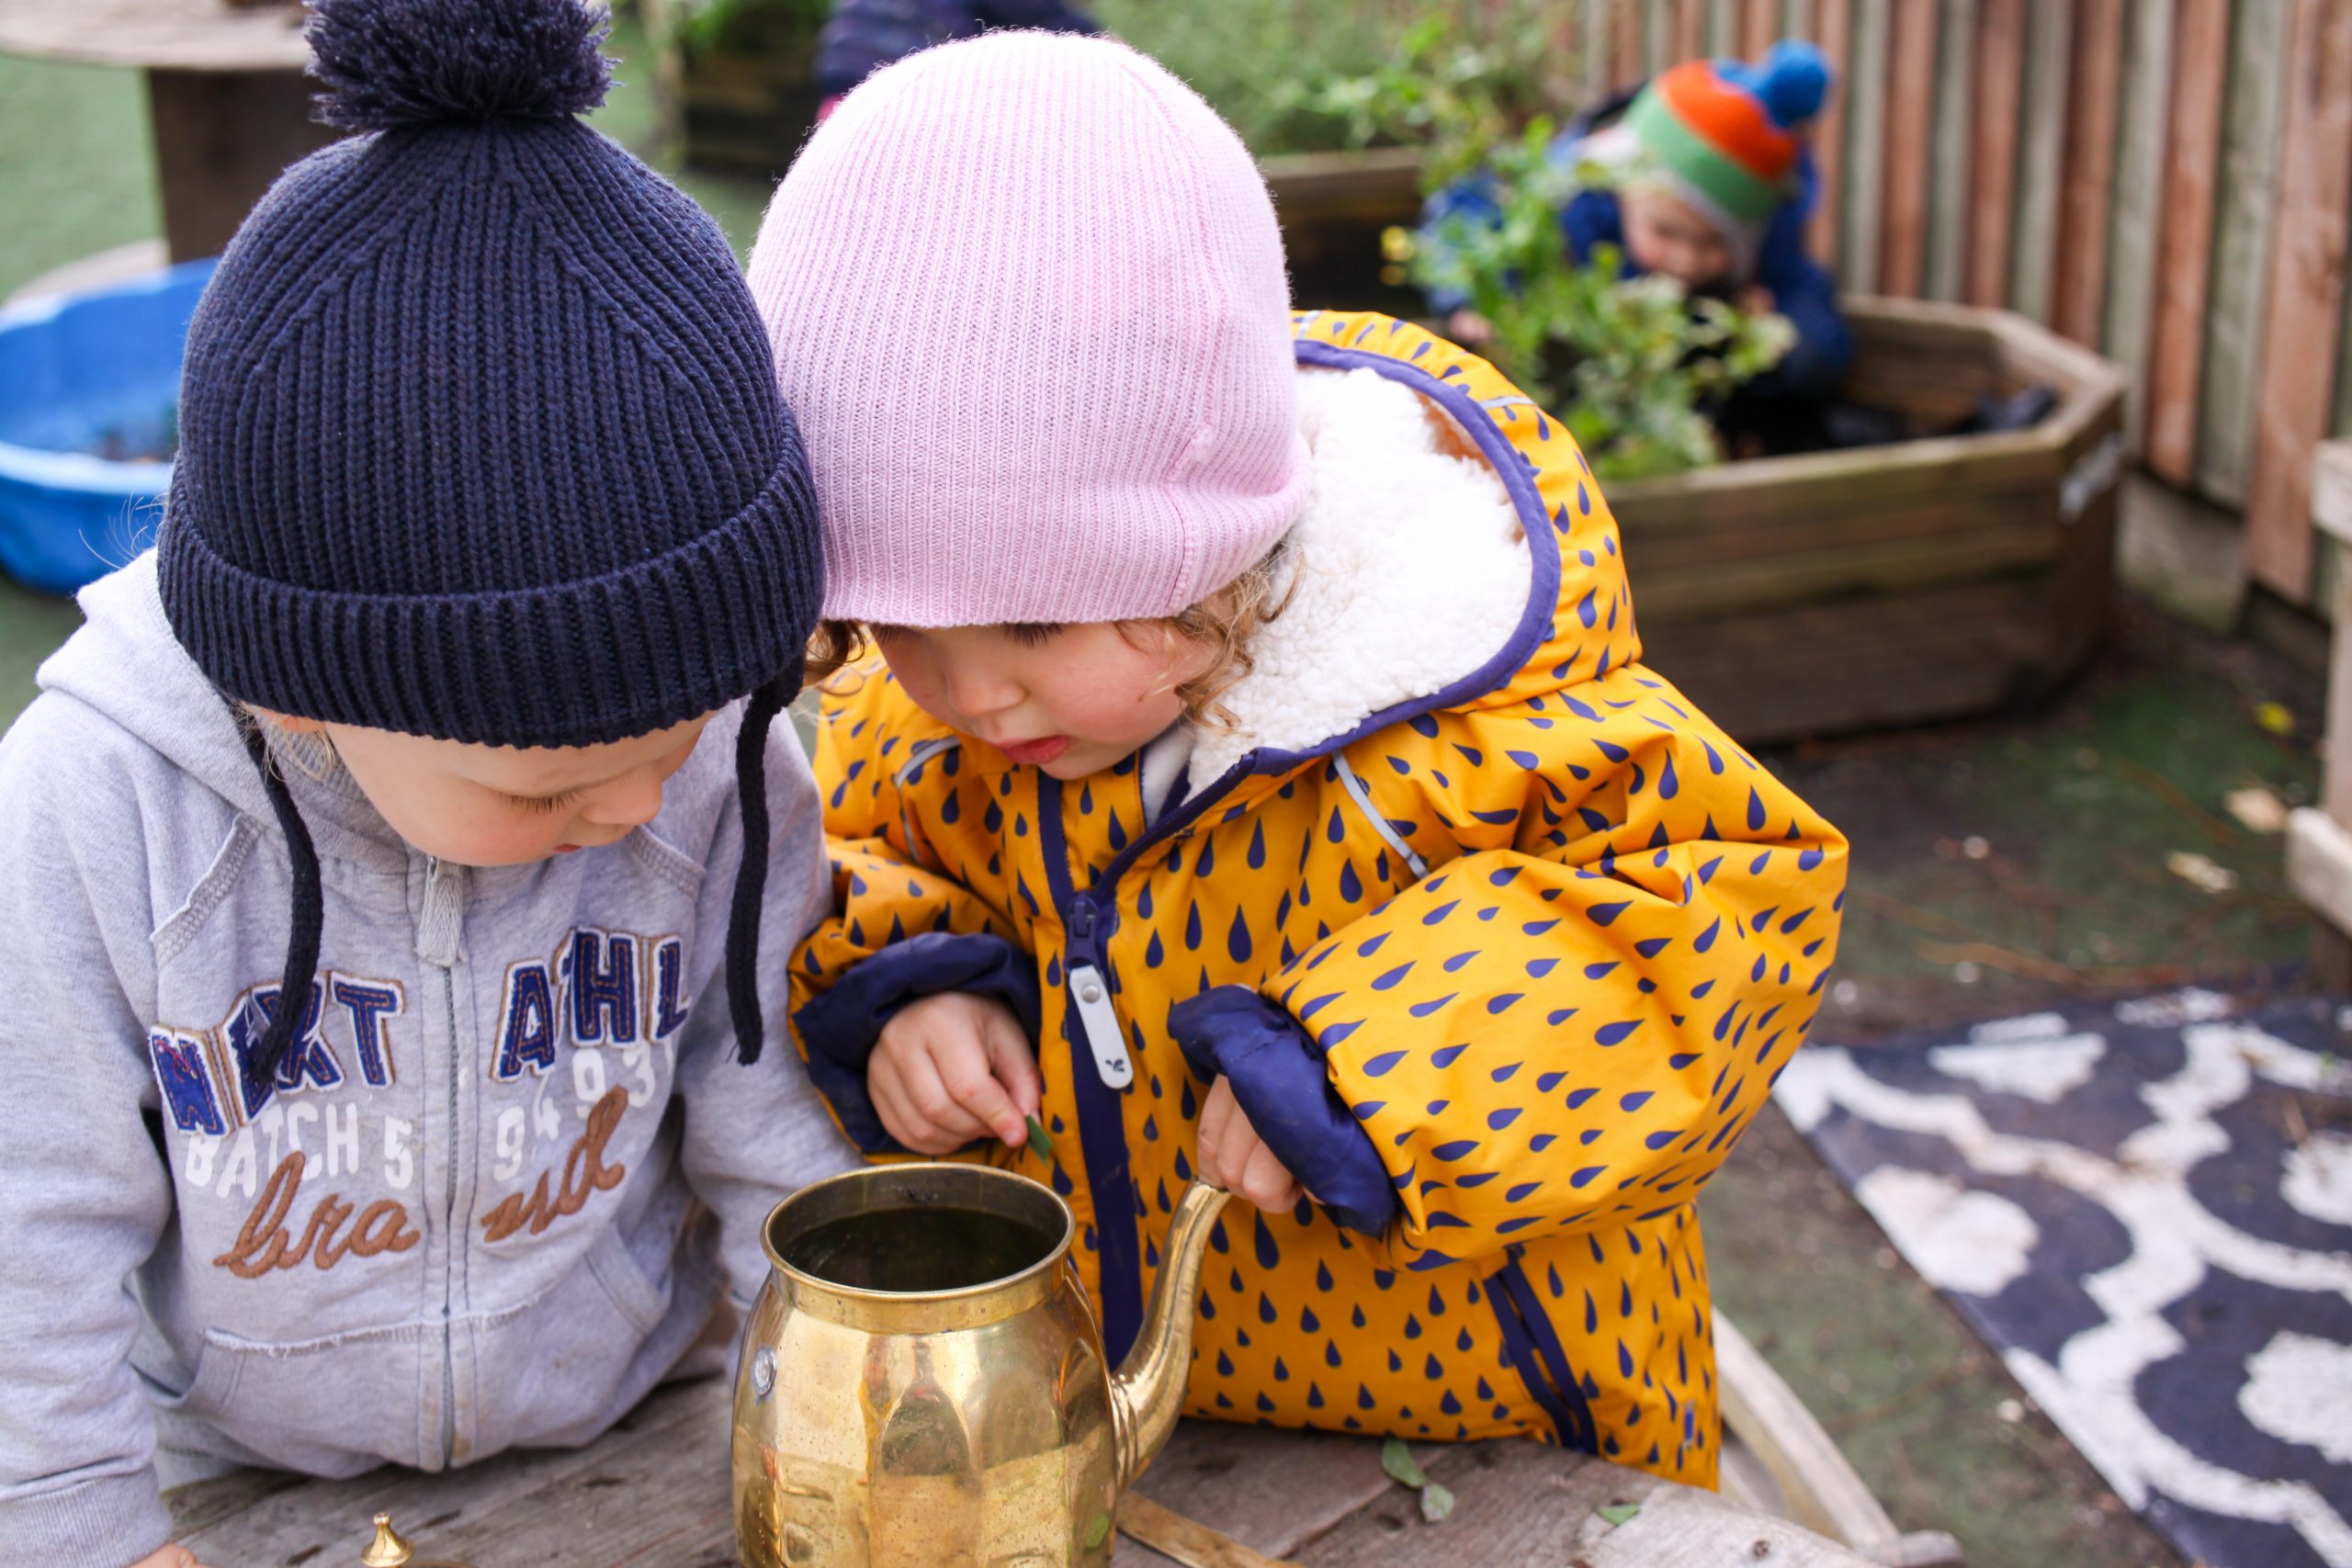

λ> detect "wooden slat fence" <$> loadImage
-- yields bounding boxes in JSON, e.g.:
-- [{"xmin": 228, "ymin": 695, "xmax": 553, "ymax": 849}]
[{"xmin": 1550, "ymin": 0, "xmax": 2352, "ymax": 609}]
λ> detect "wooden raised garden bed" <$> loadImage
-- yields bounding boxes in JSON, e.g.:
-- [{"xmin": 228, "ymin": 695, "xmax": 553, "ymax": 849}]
[
  {"xmin": 1610, "ymin": 296, "xmax": 2127, "ymax": 744},
  {"xmin": 640, "ymin": 0, "xmax": 825, "ymax": 179},
  {"xmin": 1252, "ymin": 150, "xmax": 2128, "ymax": 743},
  {"xmin": 1259, "ymin": 146, "xmax": 1427, "ymax": 317}
]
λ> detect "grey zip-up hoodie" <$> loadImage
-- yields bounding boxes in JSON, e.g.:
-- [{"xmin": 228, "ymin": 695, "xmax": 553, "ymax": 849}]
[{"xmin": 0, "ymin": 555, "xmax": 858, "ymax": 1568}]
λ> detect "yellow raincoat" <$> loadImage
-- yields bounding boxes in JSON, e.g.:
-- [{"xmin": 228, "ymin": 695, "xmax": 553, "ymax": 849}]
[{"xmin": 789, "ymin": 311, "xmax": 1848, "ymax": 1484}]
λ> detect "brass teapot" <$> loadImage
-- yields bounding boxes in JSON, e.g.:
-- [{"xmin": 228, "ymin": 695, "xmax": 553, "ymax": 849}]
[{"xmin": 731, "ymin": 1163, "xmax": 1232, "ymax": 1567}]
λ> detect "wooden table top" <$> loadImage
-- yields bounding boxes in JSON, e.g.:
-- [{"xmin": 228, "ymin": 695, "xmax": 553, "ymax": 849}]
[
  {"xmin": 0, "ymin": 0, "xmax": 309, "ymax": 73},
  {"xmin": 166, "ymin": 1375, "xmax": 1884, "ymax": 1567}
]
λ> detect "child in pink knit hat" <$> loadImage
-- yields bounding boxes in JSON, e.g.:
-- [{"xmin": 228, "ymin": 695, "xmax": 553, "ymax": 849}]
[{"xmin": 749, "ymin": 31, "xmax": 1845, "ymax": 1480}]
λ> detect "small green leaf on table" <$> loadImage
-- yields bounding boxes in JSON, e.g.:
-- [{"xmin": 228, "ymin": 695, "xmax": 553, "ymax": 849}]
[
  {"xmin": 1596, "ymin": 1501, "xmax": 1641, "ymax": 1528},
  {"xmin": 1418, "ymin": 1482, "xmax": 1456, "ymax": 1524},
  {"xmin": 1379, "ymin": 1437, "xmax": 1428, "ymax": 1489}
]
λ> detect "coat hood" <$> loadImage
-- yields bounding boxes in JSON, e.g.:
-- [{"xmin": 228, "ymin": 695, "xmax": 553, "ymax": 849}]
[
  {"xmin": 1187, "ymin": 312, "xmax": 1640, "ymax": 782},
  {"xmin": 40, "ymin": 553, "xmax": 278, "ymax": 827}
]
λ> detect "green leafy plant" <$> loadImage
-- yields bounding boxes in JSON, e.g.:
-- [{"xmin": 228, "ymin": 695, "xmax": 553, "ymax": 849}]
[
  {"xmin": 654, "ymin": 0, "xmax": 827, "ymax": 60},
  {"xmin": 1316, "ymin": 13, "xmax": 1792, "ymax": 482},
  {"xmin": 1095, "ymin": 0, "xmax": 1574, "ymax": 157}
]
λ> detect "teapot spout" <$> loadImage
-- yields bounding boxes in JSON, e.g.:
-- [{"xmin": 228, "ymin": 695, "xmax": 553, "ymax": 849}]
[{"xmin": 1107, "ymin": 1179, "xmax": 1233, "ymax": 1488}]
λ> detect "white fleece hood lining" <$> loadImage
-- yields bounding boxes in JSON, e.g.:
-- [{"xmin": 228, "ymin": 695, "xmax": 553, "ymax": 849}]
[{"xmin": 1185, "ymin": 365, "xmax": 1536, "ymax": 783}]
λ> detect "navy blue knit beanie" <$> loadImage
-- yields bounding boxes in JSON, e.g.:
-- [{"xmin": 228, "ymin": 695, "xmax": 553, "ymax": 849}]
[{"xmin": 159, "ymin": 0, "xmax": 824, "ymax": 1087}]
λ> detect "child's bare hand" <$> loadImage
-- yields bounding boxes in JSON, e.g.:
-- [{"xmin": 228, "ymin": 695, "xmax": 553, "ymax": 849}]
[
  {"xmin": 1196, "ymin": 1076, "xmax": 1305, "ymax": 1212},
  {"xmin": 129, "ymin": 1546, "xmax": 209, "ymax": 1568},
  {"xmin": 869, "ymin": 992, "xmax": 1040, "ymax": 1154}
]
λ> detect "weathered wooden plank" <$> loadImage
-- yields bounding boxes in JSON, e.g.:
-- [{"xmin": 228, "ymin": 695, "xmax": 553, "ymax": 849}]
[
  {"xmin": 1741, "ymin": 0, "xmax": 1782, "ymax": 58},
  {"xmin": 1962, "ymin": 0, "xmax": 2024, "ymax": 308},
  {"xmin": 2102, "ymin": 0, "xmax": 2177, "ymax": 437},
  {"xmin": 1674, "ymin": 0, "xmax": 1707, "ymax": 63},
  {"xmin": 1585, "ymin": 1486, "xmax": 1896, "ymax": 1568},
  {"xmin": 2143, "ymin": 0, "xmax": 2232, "ymax": 482},
  {"xmin": 1633, "ymin": 521, "xmax": 2062, "ymax": 622},
  {"xmin": 0, "ymin": 0, "xmax": 309, "ymax": 68},
  {"xmin": 1708, "ymin": 0, "xmax": 1741, "ymax": 55},
  {"xmin": 1645, "ymin": 0, "xmax": 1675, "ymax": 76},
  {"xmin": 1288, "ymin": 1416, "xmax": 1882, "ymax": 1568},
  {"xmin": 1650, "ymin": 608, "xmax": 2059, "ymax": 744},
  {"xmin": 2195, "ymin": 0, "xmax": 2290, "ymax": 502},
  {"xmin": 2051, "ymin": 0, "xmax": 2125, "ymax": 344},
  {"xmin": 1921, "ymin": 0, "xmax": 1977, "ymax": 303},
  {"xmin": 1120, "ymin": 1494, "xmax": 1298, "ymax": 1568},
  {"xmin": 2312, "ymin": 440, "xmax": 2352, "ymax": 543},
  {"xmin": 1612, "ymin": 438, "xmax": 2063, "ymax": 531},
  {"xmin": 1713, "ymin": 1314, "xmax": 1898, "ymax": 1551},
  {"xmin": 2245, "ymin": 0, "xmax": 2352, "ymax": 601},
  {"xmin": 1804, "ymin": 0, "xmax": 1849, "ymax": 266},
  {"xmin": 1657, "ymin": 627, "xmax": 2059, "ymax": 729},
  {"xmin": 2303, "ymin": 452, "xmax": 2352, "ymax": 829},
  {"xmin": 1627, "ymin": 494, "xmax": 2061, "ymax": 577},
  {"xmin": 1649, "ymin": 576, "xmax": 2053, "ymax": 664},
  {"xmin": 169, "ymin": 1376, "xmax": 1882, "ymax": 1568},
  {"xmin": 1582, "ymin": 0, "xmax": 1613, "ymax": 105},
  {"xmin": 1256, "ymin": 148, "xmax": 1425, "ymax": 215},
  {"xmin": 2288, "ymin": 808, "xmax": 2352, "ymax": 942},
  {"xmin": 1611, "ymin": 0, "xmax": 1644, "ymax": 93},
  {"xmin": 1121, "ymin": 1422, "xmax": 1437, "ymax": 1560},
  {"xmin": 174, "ymin": 1377, "xmax": 737, "ymax": 1567},
  {"xmin": 146, "ymin": 69, "xmax": 342, "ymax": 263},
  {"xmin": 1838, "ymin": 0, "xmax": 1890, "ymax": 294},
  {"xmin": 1875, "ymin": 0, "xmax": 1937, "ymax": 299},
  {"xmin": 2002, "ymin": 0, "xmax": 2073, "ymax": 322}
]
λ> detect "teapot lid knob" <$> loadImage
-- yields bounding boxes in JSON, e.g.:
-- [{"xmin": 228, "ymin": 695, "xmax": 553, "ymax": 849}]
[{"xmin": 361, "ymin": 1512, "xmax": 414, "ymax": 1568}]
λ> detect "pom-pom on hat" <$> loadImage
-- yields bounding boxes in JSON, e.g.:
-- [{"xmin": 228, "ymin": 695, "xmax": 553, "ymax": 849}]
[
  {"xmin": 1623, "ymin": 39, "xmax": 1833, "ymax": 226},
  {"xmin": 164, "ymin": 0, "xmax": 821, "ymax": 749},
  {"xmin": 161, "ymin": 0, "xmax": 823, "ymax": 1087}
]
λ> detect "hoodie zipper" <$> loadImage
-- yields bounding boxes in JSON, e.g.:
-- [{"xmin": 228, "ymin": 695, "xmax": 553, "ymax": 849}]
[{"xmin": 418, "ymin": 855, "xmax": 466, "ymax": 1469}]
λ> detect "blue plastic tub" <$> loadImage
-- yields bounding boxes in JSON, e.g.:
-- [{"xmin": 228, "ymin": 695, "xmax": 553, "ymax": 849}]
[{"xmin": 0, "ymin": 258, "xmax": 217, "ymax": 596}]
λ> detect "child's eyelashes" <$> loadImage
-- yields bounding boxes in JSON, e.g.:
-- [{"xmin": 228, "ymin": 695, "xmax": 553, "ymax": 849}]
[
  {"xmin": 503, "ymin": 787, "xmax": 583, "ymax": 815},
  {"xmin": 1003, "ymin": 622, "xmax": 1065, "ymax": 649}
]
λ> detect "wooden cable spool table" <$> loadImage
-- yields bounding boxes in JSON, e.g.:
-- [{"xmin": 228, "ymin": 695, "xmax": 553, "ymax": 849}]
[
  {"xmin": 166, "ymin": 1374, "xmax": 1890, "ymax": 1567},
  {"xmin": 0, "ymin": 0, "xmax": 334, "ymax": 263}
]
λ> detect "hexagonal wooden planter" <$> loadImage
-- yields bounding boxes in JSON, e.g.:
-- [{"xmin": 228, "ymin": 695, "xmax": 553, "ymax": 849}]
[{"xmin": 1605, "ymin": 296, "xmax": 2128, "ymax": 744}]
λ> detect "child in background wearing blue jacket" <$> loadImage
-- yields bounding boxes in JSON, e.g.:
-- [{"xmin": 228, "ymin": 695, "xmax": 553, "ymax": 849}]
[
  {"xmin": 814, "ymin": 0, "xmax": 1097, "ymax": 111},
  {"xmin": 0, "ymin": 4, "xmax": 853, "ymax": 1565},
  {"xmin": 1423, "ymin": 41, "xmax": 1852, "ymax": 453}
]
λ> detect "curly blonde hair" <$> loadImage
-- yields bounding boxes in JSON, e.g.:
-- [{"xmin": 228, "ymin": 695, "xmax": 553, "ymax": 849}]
[{"xmin": 806, "ymin": 540, "xmax": 1295, "ymax": 732}]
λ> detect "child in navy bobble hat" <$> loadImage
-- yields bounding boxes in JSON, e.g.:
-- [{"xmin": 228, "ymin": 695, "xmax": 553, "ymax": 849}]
[{"xmin": 0, "ymin": 2, "xmax": 850, "ymax": 1564}]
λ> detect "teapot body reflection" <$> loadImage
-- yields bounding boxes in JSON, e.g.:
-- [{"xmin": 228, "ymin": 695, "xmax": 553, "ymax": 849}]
[{"xmin": 731, "ymin": 1163, "xmax": 1231, "ymax": 1567}]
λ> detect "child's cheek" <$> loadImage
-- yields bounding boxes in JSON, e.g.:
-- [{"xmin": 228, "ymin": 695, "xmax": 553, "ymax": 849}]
[
  {"xmin": 877, "ymin": 655, "xmax": 955, "ymax": 730},
  {"xmin": 1049, "ymin": 674, "xmax": 1182, "ymax": 747}
]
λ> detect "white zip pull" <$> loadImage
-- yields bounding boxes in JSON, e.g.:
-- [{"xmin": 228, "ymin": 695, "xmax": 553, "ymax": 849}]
[
  {"xmin": 417, "ymin": 856, "xmax": 465, "ymax": 968},
  {"xmin": 1067, "ymin": 963, "xmax": 1132, "ymax": 1089}
]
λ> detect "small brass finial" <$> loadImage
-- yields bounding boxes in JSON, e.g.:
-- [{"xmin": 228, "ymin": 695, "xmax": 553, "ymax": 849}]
[{"xmin": 361, "ymin": 1512, "xmax": 414, "ymax": 1568}]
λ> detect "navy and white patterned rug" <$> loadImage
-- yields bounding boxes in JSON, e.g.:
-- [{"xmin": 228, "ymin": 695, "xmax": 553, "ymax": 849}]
[{"xmin": 1774, "ymin": 990, "xmax": 2352, "ymax": 1568}]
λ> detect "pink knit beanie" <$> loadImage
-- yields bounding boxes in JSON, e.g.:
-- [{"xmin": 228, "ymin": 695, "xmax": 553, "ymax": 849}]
[{"xmin": 747, "ymin": 30, "xmax": 1308, "ymax": 627}]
